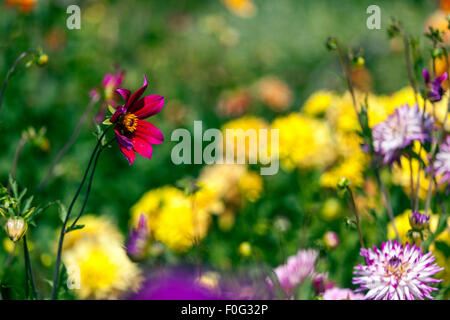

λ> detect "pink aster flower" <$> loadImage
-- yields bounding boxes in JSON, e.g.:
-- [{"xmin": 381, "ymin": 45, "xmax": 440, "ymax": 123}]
[
  {"xmin": 434, "ymin": 135, "xmax": 450, "ymax": 186},
  {"xmin": 110, "ymin": 75, "xmax": 164, "ymax": 164},
  {"xmin": 322, "ymin": 287, "xmax": 365, "ymax": 300},
  {"xmin": 352, "ymin": 240, "xmax": 443, "ymax": 300},
  {"xmin": 93, "ymin": 70, "xmax": 126, "ymax": 122},
  {"xmin": 372, "ymin": 104, "xmax": 434, "ymax": 165},
  {"xmin": 266, "ymin": 249, "xmax": 318, "ymax": 296}
]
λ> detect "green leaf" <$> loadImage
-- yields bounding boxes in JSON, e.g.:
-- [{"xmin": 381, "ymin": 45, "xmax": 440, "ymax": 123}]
[
  {"xmin": 58, "ymin": 202, "xmax": 68, "ymax": 223},
  {"xmin": 65, "ymin": 224, "xmax": 85, "ymax": 233},
  {"xmin": 107, "ymin": 104, "xmax": 115, "ymax": 115}
]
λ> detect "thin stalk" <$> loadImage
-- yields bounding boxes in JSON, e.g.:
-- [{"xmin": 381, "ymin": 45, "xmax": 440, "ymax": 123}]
[
  {"xmin": 37, "ymin": 96, "xmax": 99, "ymax": 192},
  {"xmin": 375, "ymin": 169, "xmax": 401, "ymax": 241},
  {"xmin": 7, "ymin": 135, "xmax": 28, "ymax": 192},
  {"xmin": 408, "ymin": 155, "xmax": 415, "ymax": 210},
  {"xmin": 51, "ymin": 127, "xmax": 110, "ymax": 300},
  {"xmin": 23, "ymin": 236, "xmax": 38, "ymax": 300},
  {"xmin": 346, "ymin": 186, "xmax": 365, "ymax": 248},
  {"xmin": 399, "ymin": 29, "xmax": 419, "ymax": 106},
  {"xmin": 0, "ymin": 51, "xmax": 34, "ymax": 116}
]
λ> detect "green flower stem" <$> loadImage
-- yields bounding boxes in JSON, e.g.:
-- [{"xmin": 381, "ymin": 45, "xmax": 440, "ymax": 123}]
[
  {"xmin": 37, "ymin": 95, "xmax": 99, "ymax": 192},
  {"xmin": 399, "ymin": 28, "xmax": 419, "ymax": 107},
  {"xmin": 0, "ymin": 51, "xmax": 35, "ymax": 117},
  {"xmin": 51, "ymin": 127, "xmax": 111, "ymax": 300},
  {"xmin": 23, "ymin": 236, "xmax": 38, "ymax": 300},
  {"xmin": 345, "ymin": 186, "xmax": 365, "ymax": 249},
  {"xmin": 8, "ymin": 134, "xmax": 29, "ymax": 192}
]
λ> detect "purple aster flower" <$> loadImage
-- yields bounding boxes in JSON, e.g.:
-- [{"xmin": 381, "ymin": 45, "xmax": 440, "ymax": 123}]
[
  {"xmin": 372, "ymin": 104, "xmax": 434, "ymax": 165},
  {"xmin": 423, "ymin": 69, "xmax": 447, "ymax": 102},
  {"xmin": 434, "ymin": 135, "xmax": 450, "ymax": 186},
  {"xmin": 126, "ymin": 213, "xmax": 150, "ymax": 261},
  {"xmin": 409, "ymin": 211, "xmax": 430, "ymax": 231},
  {"xmin": 353, "ymin": 240, "xmax": 443, "ymax": 300},
  {"xmin": 266, "ymin": 249, "xmax": 318, "ymax": 296},
  {"xmin": 312, "ymin": 273, "xmax": 335, "ymax": 295},
  {"xmin": 322, "ymin": 287, "xmax": 365, "ymax": 300}
]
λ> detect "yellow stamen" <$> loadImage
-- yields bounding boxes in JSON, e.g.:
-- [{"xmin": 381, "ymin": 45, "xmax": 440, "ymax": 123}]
[{"xmin": 122, "ymin": 113, "xmax": 138, "ymax": 133}]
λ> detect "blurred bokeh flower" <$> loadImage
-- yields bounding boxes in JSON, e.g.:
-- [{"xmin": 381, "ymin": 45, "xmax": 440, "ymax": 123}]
[
  {"xmin": 321, "ymin": 287, "xmax": 364, "ymax": 300},
  {"xmin": 222, "ymin": 0, "xmax": 257, "ymax": 18},
  {"xmin": 435, "ymin": 135, "xmax": 450, "ymax": 186},
  {"xmin": 257, "ymin": 76, "xmax": 293, "ymax": 112}
]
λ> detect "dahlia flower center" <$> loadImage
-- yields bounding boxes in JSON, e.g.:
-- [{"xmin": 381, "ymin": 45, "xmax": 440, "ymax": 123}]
[
  {"xmin": 121, "ymin": 113, "xmax": 138, "ymax": 133},
  {"xmin": 386, "ymin": 256, "xmax": 408, "ymax": 279}
]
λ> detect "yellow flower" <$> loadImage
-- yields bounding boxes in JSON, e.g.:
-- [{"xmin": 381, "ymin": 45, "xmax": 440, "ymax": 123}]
[
  {"xmin": 272, "ymin": 113, "xmax": 336, "ymax": 170},
  {"xmin": 387, "ymin": 209, "xmax": 441, "ymax": 243},
  {"xmin": 302, "ymin": 90, "xmax": 337, "ymax": 117},
  {"xmin": 429, "ymin": 93, "xmax": 450, "ymax": 132},
  {"xmin": 222, "ymin": 0, "xmax": 257, "ymax": 18},
  {"xmin": 63, "ymin": 214, "xmax": 123, "ymax": 251},
  {"xmin": 131, "ymin": 186, "xmax": 211, "ymax": 253},
  {"xmin": 386, "ymin": 87, "xmax": 424, "ymax": 112},
  {"xmin": 392, "ymin": 143, "xmax": 433, "ymax": 200},
  {"xmin": 222, "ymin": 116, "xmax": 271, "ymax": 164},
  {"xmin": 320, "ymin": 151, "xmax": 368, "ymax": 189},
  {"xmin": 326, "ymin": 93, "xmax": 360, "ymax": 133},
  {"xmin": 63, "ymin": 240, "xmax": 142, "ymax": 299},
  {"xmin": 62, "ymin": 215, "xmax": 142, "ymax": 299},
  {"xmin": 238, "ymin": 171, "xmax": 263, "ymax": 202}
]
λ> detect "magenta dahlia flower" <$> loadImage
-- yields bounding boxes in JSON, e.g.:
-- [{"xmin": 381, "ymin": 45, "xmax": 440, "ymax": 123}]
[
  {"xmin": 353, "ymin": 240, "xmax": 443, "ymax": 300},
  {"xmin": 423, "ymin": 69, "xmax": 447, "ymax": 102},
  {"xmin": 435, "ymin": 135, "xmax": 450, "ymax": 186},
  {"xmin": 372, "ymin": 104, "xmax": 434, "ymax": 164},
  {"xmin": 267, "ymin": 249, "xmax": 318, "ymax": 296},
  {"xmin": 111, "ymin": 75, "xmax": 164, "ymax": 164}
]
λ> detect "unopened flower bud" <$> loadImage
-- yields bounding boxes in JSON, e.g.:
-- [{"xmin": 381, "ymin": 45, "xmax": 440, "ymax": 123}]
[
  {"xmin": 238, "ymin": 241, "xmax": 252, "ymax": 258},
  {"xmin": 352, "ymin": 56, "xmax": 365, "ymax": 68},
  {"xmin": 337, "ymin": 177, "xmax": 350, "ymax": 190},
  {"xmin": 326, "ymin": 37, "xmax": 337, "ymax": 51},
  {"xmin": 324, "ymin": 231, "xmax": 339, "ymax": 249},
  {"xmin": 37, "ymin": 54, "xmax": 49, "ymax": 66},
  {"xmin": 409, "ymin": 211, "xmax": 430, "ymax": 231},
  {"xmin": 5, "ymin": 217, "xmax": 28, "ymax": 242}
]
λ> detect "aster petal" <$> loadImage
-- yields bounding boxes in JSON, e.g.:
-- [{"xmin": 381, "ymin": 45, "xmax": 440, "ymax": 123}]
[
  {"xmin": 133, "ymin": 95, "xmax": 164, "ymax": 119},
  {"xmin": 126, "ymin": 75, "xmax": 148, "ymax": 110}
]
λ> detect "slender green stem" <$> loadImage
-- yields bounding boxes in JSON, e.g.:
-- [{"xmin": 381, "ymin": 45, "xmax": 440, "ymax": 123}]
[
  {"xmin": 345, "ymin": 186, "xmax": 365, "ymax": 248},
  {"xmin": 51, "ymin": 127, "xmax": 110, "ymax": 300},
  {"xmin": 399, "ymin": 29, "xmax": 419, "ymax": 106},
  {"xmin": 23, "ymin": 236, "xmax": 38, "ymax": 300},
  {"xmin": 7, "ymin": 135, "xmax": 29, "ymax": 192},
  {"xmin": 0, "ymin": 51, "xmax": 35, "ymax": 116},
  {"xmin": 37, "ymin": 96, "xmax": 99, "ymax": 192}
]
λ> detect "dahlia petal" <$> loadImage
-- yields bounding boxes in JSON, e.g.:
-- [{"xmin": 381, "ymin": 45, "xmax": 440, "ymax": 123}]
[
  {"xmin": 136, "ymin": 120, "xmax": 164, "ymax": 145},
  {"xmin": 126, "ymin": 75, "xmax": 148, "ymax": 110},
  {"xmin": 133, "ymin": 95, "xmax": 164, "ymax": 119},
  {"xmin": 133, "ymin": 135, "xmax": 154, "ymax": 160},
  {"xmin": 115, "ymin": 129, "xmax": 133, "ymax": 150},
  {"xmin": 116, "ymin": 88, "xmax": 131, "ymax": 104},
  {"xmin": 118, "ymin": 139, "xmax": 136, "ymax": 165}
]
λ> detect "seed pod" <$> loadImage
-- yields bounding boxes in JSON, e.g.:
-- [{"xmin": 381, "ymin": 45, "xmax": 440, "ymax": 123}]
[{"xmin": 5, "ymin": 217, "xmax": 28, "ymax": 242}]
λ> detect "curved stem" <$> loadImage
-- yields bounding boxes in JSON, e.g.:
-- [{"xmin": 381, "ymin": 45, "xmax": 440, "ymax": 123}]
[
  {"xmin": 0, "ymin": 51, "xmax": 35, "ymax": 116},
  {"xmin": 375, "ymin": 169, "xmax": 400, "ymax": 241},
  {"xmin": 51, "ymin": 127, "xmax": 111, "ymax": 300},
  {"xmin": 346, "ymin": 186, "xmax": 365, "ymax": 248},
  {"xmin": 37, "ymin": 96, "xmax": 99, "ymax": 192},
  {"xmin": 7, "ymin": 135, "xmax": 28, "ymax": 192}
]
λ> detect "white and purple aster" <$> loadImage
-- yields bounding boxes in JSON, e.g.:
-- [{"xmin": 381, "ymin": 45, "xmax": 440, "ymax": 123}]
[
  {"xmin": 352, "ymin": 240, "xmax": 443, "ymax": 300},
  {"xmin": 372, "ymin": 104, "xmax": 434, "ymax": 165},
  {"xmin": 434, "ymin": 135, "xmax": 450, "ymax": 187},
  {"xmin": 267, "ymin": 249, "xmax": 318, "ymax": 296}
]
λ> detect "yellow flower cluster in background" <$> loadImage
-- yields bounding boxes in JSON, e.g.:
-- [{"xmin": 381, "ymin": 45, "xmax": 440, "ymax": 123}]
[
  {"xmin": 131, "ymin": 186, "xmax": 211, "ymax": 253},
  {"xmin": 221, "ymin": 0, "xmax": 257, "ymax": 18},
  {"xmin": 62, "ymin": 215, "xmax": 142, "ymax": 299}
]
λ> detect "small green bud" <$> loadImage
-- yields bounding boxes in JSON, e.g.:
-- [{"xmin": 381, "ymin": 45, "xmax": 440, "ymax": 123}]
[
  {"xmin": 37, "ymin": 54, "xmax": 49, "ymax": 66},
  {"xmin": 326, "ymin": 37, "xmax": 337, "ymax": 51},
  {"xmin": 337, "ymin": 177, "xmax": 350, "ymax": 190}
]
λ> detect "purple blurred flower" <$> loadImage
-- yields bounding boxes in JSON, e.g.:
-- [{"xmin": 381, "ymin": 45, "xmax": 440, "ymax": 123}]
[
  {"xmin": 126, "ymin": 213, "xmax": 150, "ymax": 261},
  {"xmin": 322, "ymin": 287, "xmax": 364, "ymax": 300},
  {"xmin": 94, "ymin": 69, "xmax": 126, "ymax": 122},
  {"xmin": 127, "ymin": 269, "xmax": 222, "ymax": 300},
  {"xmin": 409, "ymin": 211, "xmax": 430, "ymax": 231},
  {"xmin": 323, "ymin": 231, "xmax": 339, "ymax": 249},
  {"xmin": 372, "ymin": 104, "xmax": 434, "ymax": 165},
  {"xmin": 423, "ymin": 69, "xmax": 447, "ymax": 102},
  {"xmin": 266, "ymin": 249, "xmax": 318, "ymax": 296},
  {"xmin": 312, "ymin": 273, "xmax": 335, "ymax": 295},
  {"xmin": 435, "ymin": 135, "xmax": 450, "ymax": 187},
  {"xmin": 353, "ymin": 240, "xmax": 443, "ymax": 300}
]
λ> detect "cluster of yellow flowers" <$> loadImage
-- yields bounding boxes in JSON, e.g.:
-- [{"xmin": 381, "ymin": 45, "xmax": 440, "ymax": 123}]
[
  {"xmin": 62, "ymin": 215, "xmax": 142, "ymax": 299},
  {"xmin": 130, "ymin": 165, "xmax": 263, "ymax": 253}
]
